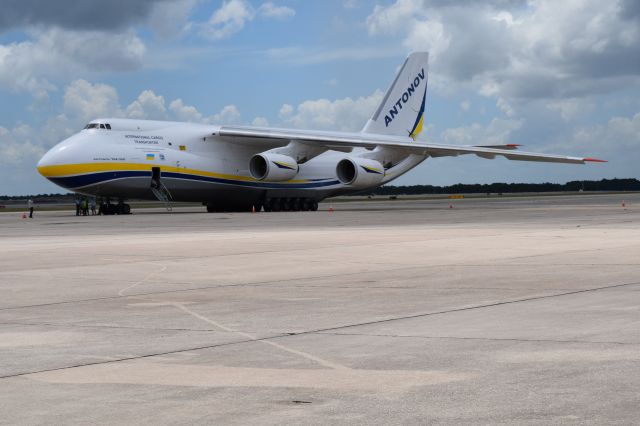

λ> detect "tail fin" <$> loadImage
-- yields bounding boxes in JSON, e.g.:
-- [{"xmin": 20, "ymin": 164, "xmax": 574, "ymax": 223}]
[{"xmin": 362, "ymin": 52, "xmax": 428, "ymax": 140}]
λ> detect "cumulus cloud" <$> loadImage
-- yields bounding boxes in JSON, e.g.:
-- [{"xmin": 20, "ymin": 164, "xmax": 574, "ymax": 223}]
[
  {"xmin": 0, "ymin": 123, "xmax": 50, "ymax": 194},
  {"xmin": 0, "ymin": 28, "xmax": 146, "ymax": 99},
  {"xmin": 126, "ymin": 90, "xmax": 168, "ymax": 120},
  {"xmin": 63, "ymin": 79, "xmax": 123, "ymax": 123},
  {"xmin": 258, "ymin": 2, "xmax": 295, "ymax": 19},
  {"xmin": 365, "ymin": 0, "xmax": 640, "ymax": 106},
  {"xmin": 546, "ymin": 98, "xmax": 595, "ymax": 122},
  {"xmin": 202, "ymin": 0, "xmax": 255, "ymax": 39},
  {"xmin": 251, "ymin": 116, "xmax": 269, "ymax": 126},
  {"xmin": 278, "ymin": 90, "xmax": 384, "ymax": 131},
  {"xmin": 565, "ymin": 111, "xmax": 640, "ymax": 154},
  {"xmin": 169, "ymin": 98, "xmax": 204, "ymax": 122},
  {"xmin": 169, "ymin": 99, "xmax": 241, "ymax": 124},
  {"xmin": 0, "ymin": 124, "xmax": 45, "ymax": 164},
  {"xmin": 211, "ymin": 105, "xmax": 241, "ymax": 124},
  {"xmin": 201, "ymin": 0, "xmax": 295, "ymax": 39},
  {"xmin": 441, "ymin": 118, "xmax": 523, "ymax": 146}
]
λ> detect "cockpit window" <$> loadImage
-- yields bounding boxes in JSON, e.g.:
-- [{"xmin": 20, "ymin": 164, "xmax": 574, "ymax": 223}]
[{"xmin": 83, "ymin": 123, "xmax": 112, "ymax": 130}]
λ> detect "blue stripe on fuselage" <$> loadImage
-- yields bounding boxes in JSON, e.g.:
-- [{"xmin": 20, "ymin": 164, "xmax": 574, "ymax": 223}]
[{"xmin": 49, "ymin": 170, "xmax": 339, "ymax": 190}]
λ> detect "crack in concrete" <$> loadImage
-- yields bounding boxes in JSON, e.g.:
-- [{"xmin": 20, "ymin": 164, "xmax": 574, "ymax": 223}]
[{"xmin": 1, "ymin": 279, "xmax": 638, "ymax": 380}]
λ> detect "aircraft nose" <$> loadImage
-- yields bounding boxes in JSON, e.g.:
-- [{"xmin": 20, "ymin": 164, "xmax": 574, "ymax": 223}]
[
  {"xmin": 37, "ymin": 136, "xmax": 78, "ymax": 179},
  {"xmin": 37, "ymin": 148, "xmax": 54, "ymax": 173},
  {"xmin": 37, "ymin": 145, "xmax": 63, "ymax": 178}
]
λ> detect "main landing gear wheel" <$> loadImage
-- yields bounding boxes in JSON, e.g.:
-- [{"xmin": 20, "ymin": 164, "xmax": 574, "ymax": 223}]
[{"xmin": 207, "ymin": 197, "xmax": 319, "ymax": 213}]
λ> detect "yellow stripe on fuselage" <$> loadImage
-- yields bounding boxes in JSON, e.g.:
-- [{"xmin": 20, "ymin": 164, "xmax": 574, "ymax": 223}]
[{"xmin": 37, "ymin": 162, "xmax": 313, "ymax": 184}]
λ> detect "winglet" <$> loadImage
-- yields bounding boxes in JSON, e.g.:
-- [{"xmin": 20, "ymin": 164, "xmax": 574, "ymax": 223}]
[{"xmin": 583, "ymin": 157, "xmax": 607, "ymax": 163}]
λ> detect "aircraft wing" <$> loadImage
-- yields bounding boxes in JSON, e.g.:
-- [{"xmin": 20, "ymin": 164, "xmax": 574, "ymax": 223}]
[{"xmin": 217, "ymin": 126, "xmax": 605, "ymax": 165}]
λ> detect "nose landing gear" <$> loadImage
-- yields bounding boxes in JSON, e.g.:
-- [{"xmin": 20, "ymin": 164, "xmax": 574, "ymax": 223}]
[{"xmin": 98, "ymin": 198, "xmax": 131, "ymax": 215}]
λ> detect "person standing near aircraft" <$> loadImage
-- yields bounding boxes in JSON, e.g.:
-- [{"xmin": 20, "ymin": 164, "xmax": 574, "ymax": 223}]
[
  {"xmin": 74, "ymin": 196, "xmax": 81, "ymax": 216},
  {"xmin": 27, "ymin": 198, "xmax": 34, "ymax": 218},
  {"xmin": 90, "ymin": 197, "xmax": 97, "ymax": 215}
]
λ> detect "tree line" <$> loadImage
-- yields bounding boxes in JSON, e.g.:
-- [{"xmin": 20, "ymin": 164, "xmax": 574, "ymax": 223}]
[{"xmin": 368, "ymin": 178, "xmax": 640, "ymax": 196}]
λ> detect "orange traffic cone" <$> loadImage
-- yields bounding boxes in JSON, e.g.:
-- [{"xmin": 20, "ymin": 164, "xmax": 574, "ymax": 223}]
[
  {"xmin": 22, "ymin": 213, "xmax": 27, "ymax": 219},
  {"xmin": 328, "ymin": 205, "xmax": 334, "ymax": 213},
  {"xmin": 252, "ymin": 205, "xmax": 256, "ymax": 213},
  {"xmin": 622, "ymin": 200, "xmax": 626, "ymax": 209},
  {"xmin": 448, "ymin": 203, "xmax": 453, "ymax": 209}
]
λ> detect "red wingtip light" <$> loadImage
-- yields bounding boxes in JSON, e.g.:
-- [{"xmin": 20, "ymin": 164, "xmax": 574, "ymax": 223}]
[
  {"xmin": 583, "ymin": 157, "xmax": 607, "ymax": 163},
  {"xmin": 505, "ymin": 144, "xmax": 521, "ymax": 148}
]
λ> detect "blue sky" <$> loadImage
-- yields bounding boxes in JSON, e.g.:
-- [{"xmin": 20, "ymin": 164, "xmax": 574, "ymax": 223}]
[{"xmin": 1, "ymin": 0, "xmax": 639, "ymax": 195}]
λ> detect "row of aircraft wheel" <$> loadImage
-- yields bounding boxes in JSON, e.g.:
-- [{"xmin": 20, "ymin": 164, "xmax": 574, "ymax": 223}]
[{"xmin": 205, "ymin": 197, "xmax": 319, "ymax": 213}]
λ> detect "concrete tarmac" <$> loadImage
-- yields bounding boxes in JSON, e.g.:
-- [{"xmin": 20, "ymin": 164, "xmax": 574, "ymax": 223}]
[{"xmin": 0, "ymin": 194, "xmax": 639, "ymax": 425}]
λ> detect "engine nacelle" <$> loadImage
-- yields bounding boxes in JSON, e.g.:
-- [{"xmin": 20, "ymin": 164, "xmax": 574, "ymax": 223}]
[
  {"xmin": 249, "ymin": 153, "xmax": 299, "ymax": 181},
  {"xmin": 336, "ymin": 158, "xmax": 385, "ymax": 188}
]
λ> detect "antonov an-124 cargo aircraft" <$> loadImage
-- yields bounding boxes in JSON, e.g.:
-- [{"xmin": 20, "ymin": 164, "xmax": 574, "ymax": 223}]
[{"xmin": 37, "ymin": 52, "xmax": 604, "ymax": 213}]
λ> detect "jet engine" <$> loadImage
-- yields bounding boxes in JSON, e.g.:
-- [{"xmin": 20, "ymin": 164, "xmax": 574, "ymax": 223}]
[
  {"xmin": 249, "ymin": 153, "xmax": 299, "ymax": 181},
  {"xmin": 336, "ymin": 158, "xmax": 385, "ymax": 188}
]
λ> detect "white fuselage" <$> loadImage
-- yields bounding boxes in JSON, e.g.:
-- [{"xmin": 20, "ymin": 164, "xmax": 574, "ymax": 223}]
[{"xmin": 37, "ymin": 118, "xmax": 425, "ymax": 207}]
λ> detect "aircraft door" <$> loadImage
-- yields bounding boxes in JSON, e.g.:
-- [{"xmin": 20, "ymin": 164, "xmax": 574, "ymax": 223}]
[
  {"xmin": 150, "ymin": 166, "xmax": 172, "ymax": 210},
  {"xmin": 151, "ymin": 166, "xmax": 161, "ymax": 189}
]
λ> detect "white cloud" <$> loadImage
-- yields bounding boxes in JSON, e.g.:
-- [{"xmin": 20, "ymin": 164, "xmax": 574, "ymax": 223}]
[
  {"xmin": 258, "ymin": 2, "xmax": 295, "ymax": 19},
  {"xmin": 402, "ymin": 17, "xmax": 450, "ymax": 60},
  {"xmin": 546, "ymin": 98, "xmax": 595, "ymax": 122},
  {"xmin": 63, "ymin": 79, "xmax": 123, "ymax": 123},
  {"xmin": 0, "ymin": 124, "xmax": 45, "ymax": 164},
  {"xmin": 202, "ymin": 0, "xmax": 256, "ymax": 39},
  {"xmin": 278, "ymin": 90, "xmax": 384, "ymax": 131},
  {"xmin": 211, "ymin": 105, "xmax": 241, "ymax": 124},
  {"xmin": 0, "ymin": 28, "xmax": 146, "ymax": 100},
  {"xmin": 279, "ymin": 104, "xmax": 294, "ymax": 118},
  {"xmin": 126, "ymin": 90, "xmax": 168, "ymax": 120},
  {"xmin": 251, "ymin": 116, "xmax": 269, "ymax": 126},
  {"xmin": 201, "ymin": 0, "xmax": 296, "ymax": 39},
  {"xmin": 365, "ymin": 0, "xmax": 640, "ymax": 107},
  {"xmin": 567, "ymin": 111, "xmax": 640, "ymax": 154},
  {"xmin": 169, "ymin": 99, "xmax": 241, "ymax": 124},
  {"xmin": 169, "ymin": 98, "xmax": 204, "ymax": 122},
  {"xmin": 366, "ymin": 0, "xmax": 418, "ymax": 35},
  {"xmin": 441, "ymin": 118, "xmax": 523, "ymax": 146}
]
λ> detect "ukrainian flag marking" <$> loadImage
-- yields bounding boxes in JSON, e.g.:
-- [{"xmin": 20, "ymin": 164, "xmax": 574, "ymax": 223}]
[{"xmin": 409, "ymin": 85, "xmax": 427, "ymax": 140}]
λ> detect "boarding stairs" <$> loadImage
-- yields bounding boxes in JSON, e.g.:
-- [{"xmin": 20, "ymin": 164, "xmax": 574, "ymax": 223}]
[{"xmin": 151, "ymin": 181, "xmax": 173, "ymax": 211}]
